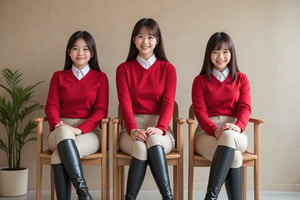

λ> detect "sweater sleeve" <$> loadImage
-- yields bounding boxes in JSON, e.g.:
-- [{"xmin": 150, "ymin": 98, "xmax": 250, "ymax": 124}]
[
  {"xmin": 235, "ymin": 74, "xmax": 251, "ymax": 131},
  {"xmin": 156, "ymin": 64, "xmax": 177, "ymax": 134},
  {"xmin": 192, "ymin": 76, "xmax": 218, "ymax": 136},
  {"xmin": 45, "ymin": 72, "xmax": 61, "ymax": 131},
  {"xmin": 116, "ymin": 64, "xmax": 137, "ymax": 134},
  {"xmin": 77, "ymin": 73, "xmax": 109, "ymax": 133}
]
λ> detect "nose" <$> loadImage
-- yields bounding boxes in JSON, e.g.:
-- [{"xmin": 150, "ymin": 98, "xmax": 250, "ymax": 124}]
[
  {"xmin": 218, "ymin": 52, "xmax": 224, "ymax": 59},
  {"xmin": 142, "ymin": 37, "xmax": 148, "ymax": 44},
  {"xmin": 77, "ymin": 48, "xmax": 83, "ymax": 55}
]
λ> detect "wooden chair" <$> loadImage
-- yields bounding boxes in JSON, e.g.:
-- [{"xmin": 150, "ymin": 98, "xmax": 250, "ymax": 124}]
[
  {"xmin": 34, "ymin": 117, "xmax": 110, "ymax": 200},
  {"xmin": 112, "ymin": 102, "xmax": 184, "ymax": 200},
  {"xmin": 187, "ymin": 105, "xmax": 264, "ymax": 200}
]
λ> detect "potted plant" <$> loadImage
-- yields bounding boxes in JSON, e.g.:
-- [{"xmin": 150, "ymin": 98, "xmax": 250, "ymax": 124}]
[{"xmin": 0, "ymin": 68, "xmax": 43, "ymax": 196}]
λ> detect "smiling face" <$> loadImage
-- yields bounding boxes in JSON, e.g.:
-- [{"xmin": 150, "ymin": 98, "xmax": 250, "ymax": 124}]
[
  {"xmin": 68, "ymin": 38, "xmax": 93, "ymax": 69},
  {"xmin": 210, "ymin": 43, "xmax": 231, "ymax": 72},
  {"xmin": 133, "ymin": 26, "xmax": 158, "ymax": 60}
]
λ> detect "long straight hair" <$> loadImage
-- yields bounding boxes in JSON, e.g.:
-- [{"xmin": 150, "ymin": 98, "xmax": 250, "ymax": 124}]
[
  {"xmin": 126, "ymin": 18, "xmax": 168, "ymax": 62},
  {"xmin": 64, "ymin": 31, "xmax": 101, "ymax": 71},
  {"xmin": 200, "ymin": 32, "xmax": 239, "ymax": 83}
]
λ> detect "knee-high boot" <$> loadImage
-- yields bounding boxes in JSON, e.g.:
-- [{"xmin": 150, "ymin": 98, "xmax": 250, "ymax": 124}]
[
  {"xmin": 125, "ymin": 157, "xmax": 147, "ymax": 200},
  {"xmin": 205, "ymin": 145, "xmax": 235, "ymax": 200},
  {"xmin": 57, "ymin": 139, "xmax": 92, "ymax": 200},
  {"xmin": 52, "ymin": 164, "xmax": 71, "ymax": 200},
  {"xmin": 225, "ymin": 167, "xmax": 243, "ymax": 200},
  {"xmin": 148, "ymin": 145, "xmax": 173, "ymax": 200}
]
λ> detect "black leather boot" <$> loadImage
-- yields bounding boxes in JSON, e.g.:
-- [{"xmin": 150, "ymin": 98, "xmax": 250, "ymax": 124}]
[
  {"xmin": 225, "ymin": 167, "xmax": 243, "ymax": 200},
  {"xmin": 52, "ymin": 164, "xmax": 71, "ymax": 200},
  {"xmin": 125, "ymin": 157, "xmax": 147, "ymax": 200},
  {"xmin": 148, "ymin": 145, "xmax": 173, "ymax": 200},
  {"xmin": 57, "ymin": 139, "xmax": 92, "ymax": 200},
  {"xmin": 205, "ymin": 145, "xmax": 235, "ymax": 200}
]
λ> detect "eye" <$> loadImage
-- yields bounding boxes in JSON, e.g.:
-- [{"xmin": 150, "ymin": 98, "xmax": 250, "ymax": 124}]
[
  {"xmin": 72, "ymin": 47, "xmax": 78, "ymax": 50},
  {"xmin": 224, "ymin": 50, "xmax": 230, "ymax": 54},
  {"xmin": 212, "ymin": 50, "xmax": 218, "ymax": 54},
  {"xmin": 84, "ymin": 48, "xmax": 89, "ymax": 51}
]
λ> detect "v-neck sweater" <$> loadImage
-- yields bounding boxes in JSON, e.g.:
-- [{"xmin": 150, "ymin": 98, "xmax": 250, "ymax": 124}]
[
  {"xmin": 116, "ymin": 58, "xmax": 177, "ymax": 134},
  {"xmin": 45, "ymin": 68, "xmax": 109, "ymax": 133},
  {"xmin": 192, "ymin": 72, "xmax": 251, "ymax": 136}
]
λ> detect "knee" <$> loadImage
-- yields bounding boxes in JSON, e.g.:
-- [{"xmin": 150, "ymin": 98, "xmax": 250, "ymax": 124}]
[
  {"xmin": 217, "ymin": 130, "xmax": 236, "ymax": 148},
  {"xmin": 130, "ymin": 142, "xmax": 148, "ymax": 161},
  {"xmin": 231, "ymin": 151, "xmax": 243, "ymax": 168},
  {"xmin": 54, "ymin": 126, "xmax": 75, "ymax": 143},
  {"xmin": 146, "ymin": 135, "xmax": 163, "ymax": 149}
]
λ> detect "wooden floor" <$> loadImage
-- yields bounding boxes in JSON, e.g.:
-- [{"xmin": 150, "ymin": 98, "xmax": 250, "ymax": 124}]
[{"xmin": 0, "ymin": 191, "xmax": 299, "ymax": 200}]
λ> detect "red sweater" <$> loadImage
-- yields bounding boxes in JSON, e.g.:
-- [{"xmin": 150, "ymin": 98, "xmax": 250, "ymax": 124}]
[
  {"xmin": 116, "ymin": 59, "xmax": 177, "ymax": 134},
  {"xmin": 45, "ymin": 69, "xmax": 109, "ymax": 133},
  {"xmin": 192, "ymin": 72, "xmax": 251, "ymax": 136}
]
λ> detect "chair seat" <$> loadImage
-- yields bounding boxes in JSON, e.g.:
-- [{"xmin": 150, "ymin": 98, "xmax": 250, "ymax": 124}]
[{"xmin": 193, "ymin": 151, "xmax": 257, "ymax": 162}]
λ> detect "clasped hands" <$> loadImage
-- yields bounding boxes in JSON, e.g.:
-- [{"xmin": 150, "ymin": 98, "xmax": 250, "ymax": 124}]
[
  {"xmin": 130, "ymin": 127, "xmax": 163, "ymax": 142},
  {"xmin": 214, "ymin": 123, "xmax": 241, "ymax": 139},
  {"xmin": 54, "ymin": 121, "xmax": 83, "ymax": 135}
]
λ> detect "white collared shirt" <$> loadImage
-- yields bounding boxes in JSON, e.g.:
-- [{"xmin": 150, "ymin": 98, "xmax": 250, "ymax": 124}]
[
  {"xmin": 136, "ymin": 54, "xmax": 157, "ymax": 69},
  {"xmin": 212, "ymin": 67, "xmax": 230, "ymax": 82},
  {"xmin": 72, "ymin": 65, "xmax": 90, "ymax": 80}
]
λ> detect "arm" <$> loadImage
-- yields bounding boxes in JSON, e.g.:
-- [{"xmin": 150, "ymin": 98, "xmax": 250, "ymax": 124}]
[
  {"xmin": 156, "ymin": 64, "xmax": 177, "ymax": 134},
  {"xmin": 192, "ymin": 76, "xmax": 218, "ymax": 136},
  {"xmin": 116, "ymin": 64, "xmax": 137, "ymax": 134},
  {"xmin": 235, "ymin": 74, "xmax": 251, "ymax": 131},
  {"xmin": 45, "ymin": 72, "xmax": 61, "ymax": 131}
]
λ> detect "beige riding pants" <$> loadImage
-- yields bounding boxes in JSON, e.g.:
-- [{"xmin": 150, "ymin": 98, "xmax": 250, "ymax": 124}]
[
  {"xmin": 47, "ymin": 118, "xmax": 101, "ymax": 164},
  {"xmin": 119, "ymin": 114, "xmax": 175, "ymax": 161},
  {"xmin": 195, "ymin": 116, "xmax": 248, "ymax": 168}
]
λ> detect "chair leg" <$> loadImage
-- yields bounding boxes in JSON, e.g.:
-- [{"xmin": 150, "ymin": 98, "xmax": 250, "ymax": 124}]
[
  {"xmin": 50, "ymin": 166, "xmax": 55, "ymax": 200},
  {"xmin": 243, "ymin": 167, "xmax": 247, "ymax": 200},
  {"xmin": 121, "ymin": 166, "xmax": 125, "ymax": 200},
  {"xmin": 36, "ymin": 161, "xmax": 42, "ymax": 200},
  {"xmin": 178, "ymin": 158, "xmax": 184, "ymax": 200},
  {"xmin": 173, "ymin": 166, "xmax": 178, "ymax": 200},
  {"xmin": 188, "ymin": 160, "xmax": 194, "ymax": 200},
  {"xmin": 102, "ymin": 157, "xmax": 107, "ymax": 200},
  {"xmin": 113, "ymin": 159, "xmax": 118, "ymax": 200},
  {"xmin": 254, "ymin": 160, "xmax": 260, "ymax": 200},
  {"xmin": 106, "ymin": 157, "xmax": 110, "ymax": 200}
]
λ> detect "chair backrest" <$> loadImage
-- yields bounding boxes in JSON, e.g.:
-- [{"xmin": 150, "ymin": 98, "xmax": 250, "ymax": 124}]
[{"xmin": 117, "ymin": 101, "xmax": 179, "ymax": 148}]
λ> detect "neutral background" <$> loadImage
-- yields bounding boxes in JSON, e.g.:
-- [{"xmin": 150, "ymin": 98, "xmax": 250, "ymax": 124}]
[{"xmin": 0, "ymin": 0, "xmax": 299, "ymax": 194}]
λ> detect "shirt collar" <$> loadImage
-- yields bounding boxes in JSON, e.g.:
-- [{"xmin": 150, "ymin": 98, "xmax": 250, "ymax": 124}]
[
  {"xmin": 72, "ymin": 64, "xmax": 90, "ymax": 80},
  {"xmin": 136, "ymin": 54, "xmax": 157, "ymax": 69},
  {"xmin": 212, "ymin": 67, "xmax": 230, "ymax": 82}
]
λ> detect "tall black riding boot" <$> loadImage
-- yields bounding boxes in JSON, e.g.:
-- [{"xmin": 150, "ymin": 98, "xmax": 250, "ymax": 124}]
[
  {"xmin": 204, "ymin": 145, "xmax": 235, "ymax": 200},
  {"xmin": 52, "ymin": 164, "xmax": 71, "ymax": 200},
  {"xmin": 57, "ymin": 139, "xmax": 92, "ymax": 200},
  {"xmin": 125, "ymin": 157, "xmax": 147, "ymax": 200},
  {"xmin": 225, "ymin": 167, "xmax": 243, "ymax": 200},
  {"xmin": 148, "ymin": 145, "xmax": 173, "ymax": 200}
]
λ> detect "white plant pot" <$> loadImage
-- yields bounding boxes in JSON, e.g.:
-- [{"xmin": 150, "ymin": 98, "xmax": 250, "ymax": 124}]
[{"xmin": 0, "ymin": 167, "xmax": 28, "ymax": 196}]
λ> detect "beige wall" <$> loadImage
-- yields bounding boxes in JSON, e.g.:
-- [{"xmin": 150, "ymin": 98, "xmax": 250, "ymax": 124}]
[{"xmin": 1, "ymin": 0, "xmax": 300, "ymax": 193}]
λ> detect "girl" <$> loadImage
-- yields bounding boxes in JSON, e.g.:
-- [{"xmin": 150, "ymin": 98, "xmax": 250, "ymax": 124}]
[
  {"xmin": 45, "ymin": 31, "xmax": 109, "ymax": 200},
  {"xmin": 192, "ymin": 32, "xmax": 251, "ymax": 200},
  {"xmin": 116, "ymin": 18, "xmax": 176, "ymax": 200}
]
